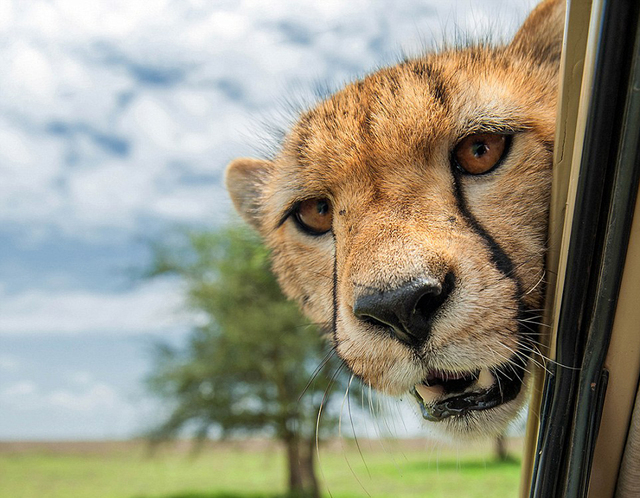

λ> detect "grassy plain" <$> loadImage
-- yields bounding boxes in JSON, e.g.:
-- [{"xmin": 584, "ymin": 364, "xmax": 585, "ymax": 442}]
[{"xmin": 0, "ymin": 438, "xmax": 522, "ymax": 498}]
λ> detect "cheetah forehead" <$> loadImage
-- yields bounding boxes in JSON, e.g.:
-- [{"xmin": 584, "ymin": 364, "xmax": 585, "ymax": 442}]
[{"xmin": 275, "ymin": 50, "xmax": 556, "ymax": 191}]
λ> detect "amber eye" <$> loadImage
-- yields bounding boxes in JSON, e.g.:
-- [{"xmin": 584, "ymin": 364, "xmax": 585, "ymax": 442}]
[
  {"xmin": 453, "ymin": 133, "xmax": 510, "ymax": 175},
  {"xmin": 294, "ymin": 198, "xmax": 333, "ymax": 235}
]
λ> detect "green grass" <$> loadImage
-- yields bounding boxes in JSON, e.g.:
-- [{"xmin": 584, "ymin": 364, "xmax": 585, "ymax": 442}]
[{"xmin": 0, "ymin": 439, "xmax": 522, "ymax": 498}]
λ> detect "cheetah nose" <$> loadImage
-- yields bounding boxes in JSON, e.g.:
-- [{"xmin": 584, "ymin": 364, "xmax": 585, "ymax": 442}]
[{"xmin": 353, "ymin": 272, "xmax": 455, "ymax": 345}]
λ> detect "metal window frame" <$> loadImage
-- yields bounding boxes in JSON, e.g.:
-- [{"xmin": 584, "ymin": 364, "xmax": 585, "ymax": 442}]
[{"xmin": 522, "ymin": 0, "xmax": 640, "ymax": 496}]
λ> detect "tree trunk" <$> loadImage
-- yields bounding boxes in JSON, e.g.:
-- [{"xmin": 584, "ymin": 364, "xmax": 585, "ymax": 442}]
[
  {"xmin": 283, "ymin": 434, "xmax": 320, "ymax": 498},
  {"xmin": 301, "ymin": 436, "xmax": 320, "ymax": 498},
  {"xmin": 285, "ymin": 434, "xmax": 304, "ymax": 496},
  {"xmin": 495, "ymin": 433, "xmax": 509, "ymax": 461}
]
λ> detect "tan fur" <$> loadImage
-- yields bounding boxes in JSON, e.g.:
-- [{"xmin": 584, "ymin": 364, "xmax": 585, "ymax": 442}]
[{"xmin": 226, "ymin": 0, "xmax": 565, "ymax": 438}]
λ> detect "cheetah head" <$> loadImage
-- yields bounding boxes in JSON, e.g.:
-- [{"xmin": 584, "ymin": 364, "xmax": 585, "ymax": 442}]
[{"xmin": 226, "ymin": 0, "xmax": 564, "ymax": 438}]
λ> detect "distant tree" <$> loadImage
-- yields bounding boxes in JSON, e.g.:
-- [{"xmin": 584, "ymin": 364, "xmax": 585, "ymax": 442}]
[
  {"xmin": 145, "ymin": 225, "xmax": 354, "ymax": 498},
  {"xmin": 495, "ymin": 433, "xmax": 508, "ymax": 461}
]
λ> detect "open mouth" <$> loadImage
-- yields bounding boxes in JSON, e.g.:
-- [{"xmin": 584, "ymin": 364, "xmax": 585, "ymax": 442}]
[{"xmin": 411, "ymin": 360, "xmax": 526, "ymax": 421}]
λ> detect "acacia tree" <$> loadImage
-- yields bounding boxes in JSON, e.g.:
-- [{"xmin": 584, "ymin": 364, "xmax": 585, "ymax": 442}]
[{"xmin": 146, "ymin": 225, "xmax": 353, "ymax": 497}]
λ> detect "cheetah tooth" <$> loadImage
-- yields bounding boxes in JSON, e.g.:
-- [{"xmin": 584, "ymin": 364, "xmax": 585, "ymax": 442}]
[
  {"xmin": 476, "ymin": 368, "xmax": 495, "ymax": 389},
  {"xmin": 414, "ymin": 383, "xmax": 444, "ymax": 404}
]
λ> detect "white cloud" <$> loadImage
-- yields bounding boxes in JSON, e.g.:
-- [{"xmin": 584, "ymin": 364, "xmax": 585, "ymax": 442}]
[
  {"xmin": 0, "ymin": 374, "xmax": 163, "ymax": 439},
  {"xmin": 65, "ymin": 161, "xmax": 153, "ymax": 230},
  {"xmin": 0, "ymin": 124, "xmax": 34, "ymax": 166},
  {"xmin": 0, "ymin": 381, "xmax": 43, "ymax": 411},
  {"xmin": 0, "ymin": 279, "xmax": 194, "ymax": 335},
  {"xmin": 0, "ymin": 0, "xmax": 532, "ymax": 239},
  {"xmin": 4, "ymin": 41, "xmax": 55, "ymax": 103},
  {"xmin": 48, "ymin": 383, "xmax": 120, "ymax": 412},
  {"xmin": 67, "ymin": 371, "xmax": 95, "ymax": 386},
  {"xmin": 2, "ymin": 380, "xmax": 36, "ymax": 398},
  {"xmin": 0, "ymin": 355, "xmax": 20, "ymax": 372},
  {"xmin": 1, "ymin": 377, "xmax": 134, "ymax": 416}
]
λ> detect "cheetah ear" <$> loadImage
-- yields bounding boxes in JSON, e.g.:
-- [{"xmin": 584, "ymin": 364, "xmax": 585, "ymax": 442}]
[
  {"xmin": 508, "ymin": 0, "xmax": 566, "ymax": 65},
  {"xmin": 225, "ymin": 157, "xmax": 272, "ymax": 230}
]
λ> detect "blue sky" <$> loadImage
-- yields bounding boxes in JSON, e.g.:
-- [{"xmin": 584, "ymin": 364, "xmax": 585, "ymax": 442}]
[{"xmin": 0, "ymin": 0, "xmax": 534, "ymax": 440}]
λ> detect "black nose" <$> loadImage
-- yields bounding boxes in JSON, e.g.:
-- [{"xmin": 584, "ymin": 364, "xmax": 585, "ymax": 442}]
[{"xmin": 353, "ymin": 272, "xmax": 455, "ymax": 344}]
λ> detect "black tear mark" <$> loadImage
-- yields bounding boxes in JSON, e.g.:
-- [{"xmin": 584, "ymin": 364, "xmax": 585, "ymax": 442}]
[
  {"xmin": 331, "ymin": 232, "xmax": 339, "ymax": 344},
  {"xmin": 451, "ymin": 171, "xmax": 537, "ymax": 397},
  {"xmin": 452, "ymin": 173, "xmax": 515, "ymax": 279},
  {"xmin": 451, "ymin": 171, "xmax": 539, "ymax": 348}
]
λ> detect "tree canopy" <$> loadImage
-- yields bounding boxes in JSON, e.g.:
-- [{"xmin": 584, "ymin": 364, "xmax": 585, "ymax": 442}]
[{"xmin": 145, "ymin": 224, "xmax": 354, "ymax": 496}]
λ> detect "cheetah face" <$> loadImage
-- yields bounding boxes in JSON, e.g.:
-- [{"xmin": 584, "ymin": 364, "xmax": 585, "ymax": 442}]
[{"xmin": 226, "ymin": 0, "xmax": 564, "ymax": 437}]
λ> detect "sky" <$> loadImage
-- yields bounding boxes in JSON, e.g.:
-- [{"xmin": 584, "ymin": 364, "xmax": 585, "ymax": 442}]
[{"xmin": 0, "ymin": 0, "xmax": 534, "ymax": 440}]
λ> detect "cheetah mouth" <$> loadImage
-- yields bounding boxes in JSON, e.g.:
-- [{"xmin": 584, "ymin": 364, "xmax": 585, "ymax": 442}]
[{"xmin": 411, "ymin": 360, "xmax": 525, "ymax": 421}]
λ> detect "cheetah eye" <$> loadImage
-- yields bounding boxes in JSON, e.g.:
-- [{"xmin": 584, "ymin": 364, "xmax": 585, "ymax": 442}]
[
  {"xmin": 294, "ymin": 198, "xmax": 333, "ymax": 235},
  {"xmin": 453, "ymin": 133, "xmax": 510, "ymax": 175}
]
